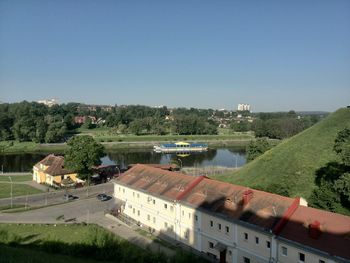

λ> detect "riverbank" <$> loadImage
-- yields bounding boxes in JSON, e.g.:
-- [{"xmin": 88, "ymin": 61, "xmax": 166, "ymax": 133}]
[{"xmin": 0, "ymin": 134, "xmax": 255, "ymax": 153}]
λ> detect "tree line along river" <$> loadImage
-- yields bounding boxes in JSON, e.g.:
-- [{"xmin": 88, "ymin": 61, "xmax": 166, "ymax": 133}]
[{"xmin": 0, "ymin": 147, "xmax": 246, "ymax": 173}]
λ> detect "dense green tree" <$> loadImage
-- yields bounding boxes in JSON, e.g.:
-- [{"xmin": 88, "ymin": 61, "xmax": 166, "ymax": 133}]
[
  {"xmin": 309, "ymin": 182, "xmax": 343, "ymax": 212},
  {"xmin": 35, "ymin": 119, "xmax": 47, "ymax": 143},
  {"xmin": 309, "ymin": 128, "xmax": 350, "ymax": 214},
  {"xmin": 45, "ymin": 122, "xmax": 67, "ymax": 143},
  {"xmin": 334, "ymin": 128, "xmax": 350, "ymax": 166},
  {"xmin": 334, "ymin": 173, "xmax": 350, "ymax": 202},
  {"xmin": 82, "ymin": 117, "xmax": 94, "ymax": 129},
  {"xmin": 172, "ymin": 114, "xmax": 217, "ymax": 135},
  {"xmin": 246, "ymin": 138, "xmax": 271, "ymax": 162},
  {"xmin": 64, "ymin": 136, "xmax": 105, "ymax": 179},
  {"xmin": 230, "ymin": 121, "xmax": 251, "ymax": 132}
]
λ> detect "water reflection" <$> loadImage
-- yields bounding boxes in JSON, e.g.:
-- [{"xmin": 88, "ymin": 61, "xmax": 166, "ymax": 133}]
[{"xmin": 1, "ymin": 148, "xmax": 246, "ymax": 172}]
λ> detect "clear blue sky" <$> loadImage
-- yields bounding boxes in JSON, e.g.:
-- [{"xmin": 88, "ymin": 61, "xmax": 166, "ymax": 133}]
[{"xmin": 1, "ymin": 0, "xmax": 349, "ymax": 112}]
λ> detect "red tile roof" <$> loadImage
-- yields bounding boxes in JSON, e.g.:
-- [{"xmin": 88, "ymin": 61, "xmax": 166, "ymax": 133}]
[
  {"xmin": 116, "ymin": 164, "xmax": 198, "ymax": 200},
  {"xmin": 117, "ymin": 164, "xmax": 295, "ymax": 229},
  {"xmin": 279, "ymin": 206, "xmax": 350, "ymax": 260},
  {"xmin": 180, "ymin": 177, "xmax": 295, "ymax": 229},
  {"xmin": 116, "ymin": 164, "xmax": 350, "ymax": 260},
  {"xmin": 34, "ymin": 154, "xmax": 74, "ymax": 176}
]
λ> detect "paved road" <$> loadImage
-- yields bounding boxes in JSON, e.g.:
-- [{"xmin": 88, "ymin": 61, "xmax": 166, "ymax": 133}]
[
  {"xmin": 0, "ymin": 197, "xmax": 176, "ymax": 257},
  {"xmin": 0, "ymin": 182, "xmax": 114, "ymax": 208}
]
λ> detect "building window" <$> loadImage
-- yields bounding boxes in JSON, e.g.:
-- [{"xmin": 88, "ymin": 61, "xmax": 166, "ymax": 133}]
[
  {"xmin": 210, "ymin": 220, "xmax": 213, "ymax": 227},
  {"xmin": 133, "ymin": 192, "xmax": 135, "ymax": 197},
  {"xmin": 184, "ymin": 229, "xmax": 189, "ymax": 239},
  {"xmin": 266, "ymin": 241, "xmax": 271, "ymax": 249},
  {"xmin": 170, "ymin": 225, "xmax": 174, "ymax": 231},
  {"xmin": 243, "ymin": 257, "xmax": 250, "ymax": 263},
  {"xmin": 244, "ymin": 233, "xmax": 248, "ymax": 240},
  {"xmin": 209, "ymin": 242, "xmax": 214, "ymax": 249},
  {"xmin": 137, "ymin": 193, "xmax": 139, "ymax": 198},
  {"xmin": 319, "ymin": 260, "xmax": 325, "ymax": 263},
  {"xmin": 255, "ymin": 237, "xmax": 259, "ymax": 244},
  {"xmin": 188, "ymin": 213, "xmax": 191, "ymax": 219},
  {"xmin": 164, "ymin": 222, "xmax": 168, "ymax": 228},
  {"xmin": 170, "ymin": 206, "xmax": 174, "ymax": 212},
  {"xmin": 182, "ymin": 211, "xmax": 184, "ymax": 216},
  {"xmin": 123, "ymin": 188, "xmax": 125, "ymax": 193},
  {"xmin": 119, "ymin": 187, "xmax": 121, "ymax": 192},
  {"xmin": 164, "ymin": 203, "xmax": 167, "ymax": 209},
  {"xmin": 225, "ymin": 226, "xmax": 229, "ymax": 233},
  {"xmin": 195, "ymin": 215, "xmax": 198, "ymax": 221},
  {"xmin": 153, "ymin": 199, "xmax": 155, "ymax": 205},
  {"xmin": 147, "ymin": 214, "xmax": 150, "ymax": 221},
  {"xmin": 132, "ymin": 208, "xmax": 135, "ymax": 214},
  {"xmin": 228, "ymin": 250, "xmax": 232, "ymax": 256},
  {"xmin": 218, "ymin": 223, "xmax": 222, "ymax": 231},
  {"xmin": 299, "ymin": 253, "xmax": 305, "ymax": 262},
  {"xmin": 153, "ymin": 217, "xmax": 156, "ymax": 224},
  {"xmin": 282, "ymin": 246, "xmax": 288, "ymax": 256},
  {"xmin": 137, "ymin": 210, "xmax": 140, "ymax": 216}
]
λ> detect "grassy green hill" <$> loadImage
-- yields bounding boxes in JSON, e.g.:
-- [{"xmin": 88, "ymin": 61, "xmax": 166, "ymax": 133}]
[{"xmin": 212, "ymin": 108, "xmax": 350, "ymax": 200}]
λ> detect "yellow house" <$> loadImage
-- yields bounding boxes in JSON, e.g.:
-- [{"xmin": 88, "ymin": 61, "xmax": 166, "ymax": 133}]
[{"xmin": 33, "ymin": 154, "xmax": 80, "ymax": 187}]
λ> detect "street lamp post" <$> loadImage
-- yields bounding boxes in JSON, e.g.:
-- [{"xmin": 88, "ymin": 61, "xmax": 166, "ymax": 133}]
[
  {"xmin": 116, "ymin": 166, "xmax": 121, "ymax": 177},
  {"xmin": 8, "ymin": 176, "xmax": 13, "ymax": 209}
]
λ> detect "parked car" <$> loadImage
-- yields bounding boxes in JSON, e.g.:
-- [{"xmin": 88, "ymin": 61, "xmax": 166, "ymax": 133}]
[
  {"xmin": 97, "ymin": 193, "xmax": 109, "ymax": 201},
  {"xmin": 63, "ymin": 194, "xmax": 75, "ymax": 201}
]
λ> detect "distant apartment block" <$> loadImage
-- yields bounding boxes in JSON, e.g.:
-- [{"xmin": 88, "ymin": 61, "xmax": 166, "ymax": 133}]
[
  {"xmin": 114, "ymin": 164, "xmax": 350, "ymax": 263},
  {"xmin": 237, "ymin": 103, "xmax": 251, "ymax": 112},
  {"xmin": 37, "ymin": 98, "xmax": 58, "ymax": 107}
]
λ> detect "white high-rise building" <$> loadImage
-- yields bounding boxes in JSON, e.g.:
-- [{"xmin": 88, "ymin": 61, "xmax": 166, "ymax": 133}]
[
  {"xmin": 37, "ymin": 98, "xmax": 58, "ymax": 107},
  {"xmin": 237, "ymin": 103, "xmax": 251, "ymax": 112}
]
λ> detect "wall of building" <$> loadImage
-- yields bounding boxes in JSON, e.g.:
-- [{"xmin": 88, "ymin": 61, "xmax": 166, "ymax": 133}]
[
  {"xmin": 113, "ymin": 181, "xmax": 340, "ymax": 263},
  {"xmin": 277, "ymin": 240, "xmax": 331, "ymax": 263}
]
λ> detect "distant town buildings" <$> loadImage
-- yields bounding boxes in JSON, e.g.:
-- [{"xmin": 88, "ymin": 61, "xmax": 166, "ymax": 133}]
[
  {"xmin": 77, "ymin": 104, "xmax": 113, "ymax": 112},
  {"xmin": 237, "ymin": 103, "xmax": 251, "ymax": 112},
  {"xmin": 37, "ymin": 98, "xmax": 58, "ymax": 107}
]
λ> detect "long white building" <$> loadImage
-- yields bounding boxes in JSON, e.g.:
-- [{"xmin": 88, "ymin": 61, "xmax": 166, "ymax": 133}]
[{"xmin": 113, "ymin": 164, "xmax": 350, "ymax": 263}]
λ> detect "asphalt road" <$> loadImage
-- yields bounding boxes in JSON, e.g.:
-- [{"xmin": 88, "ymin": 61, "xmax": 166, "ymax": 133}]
[
  {"xmin": 0, "ymin": 197, "xmax": 176, "ymax": 257},
  {"xmin": 0, "ymin": 182, "xmax": 114, "ymax": 208},
  {"xmin": 0, "ymin": 195, "xmax": 117, "ymax": 223}
]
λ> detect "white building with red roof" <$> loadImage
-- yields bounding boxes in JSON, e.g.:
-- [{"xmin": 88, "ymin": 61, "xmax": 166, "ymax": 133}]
[{"xmin": 113, "ymin": 164, "xmax": 350, "ymax": 263}]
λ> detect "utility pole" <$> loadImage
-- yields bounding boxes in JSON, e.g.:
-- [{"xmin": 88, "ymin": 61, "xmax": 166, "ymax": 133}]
[{"xmin": 8, "ymin": 176, "xmax": 13, "ymax": 209}]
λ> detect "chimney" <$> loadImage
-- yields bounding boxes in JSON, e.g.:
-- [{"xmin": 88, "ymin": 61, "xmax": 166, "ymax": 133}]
[
  {"xmin": 242, "ymin": 189, "xmax": 254, "ymax": 205},
  {"xmin": 308, "ymin": 220, "xmax": 321, "ymax": 239}
]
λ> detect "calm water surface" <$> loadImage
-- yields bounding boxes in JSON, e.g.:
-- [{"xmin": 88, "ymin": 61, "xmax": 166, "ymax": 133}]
[{"xmin": 1, "ymin": 148, "xmax": 246, "ymax": 172}]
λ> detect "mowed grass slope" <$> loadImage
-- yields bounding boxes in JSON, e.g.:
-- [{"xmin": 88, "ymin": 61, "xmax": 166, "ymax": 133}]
[{"xmin": 212, "ymin": 108, "xmax": 350, "ymax": 199}]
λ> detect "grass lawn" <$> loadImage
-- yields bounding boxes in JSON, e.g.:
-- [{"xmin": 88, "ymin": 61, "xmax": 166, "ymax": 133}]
[
  {"xmin": 76, "ymin": 127, "xmax": 254, "ymax": 142},
  {"xmin": 0, "ymin": 224, "xmax": 134, "ymax": 263},
  {"xmin": 1, "ymin": 131, "xmax": 254, "ymax": 153},
  {"xmin": 0, "ymin": 175, "xmax": 32, "ymax": 182},
  {"xmin": 0, "ymin": 245, "xmax": 112, "ymax": 263},
  {"xmin": 211, "ymin": 108, "xmax": 350, "ymax": 200},
  {"xmin": 0, "ymin": 183, "xmax": 42, "ymax": 198},
  {"xmin": 0, "ymin": 223, "xmax": 208, "ymax": 263},
  {"xmin": 0, "ymin": 141, "xmax": 66, "ymax": 153},
  {"xmin": 0, "ymin": 223, "xmax": 205, "ymax": 263}
]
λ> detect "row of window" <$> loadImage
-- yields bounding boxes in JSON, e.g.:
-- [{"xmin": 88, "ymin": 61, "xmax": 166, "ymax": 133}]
[
  {"xmin": 209, "ymin": 220, "xmax": 230, "ymax": 234},
  {"xmin": 243, "ymin": 232, "xmax": 271, "ymax": 249},
  {"xmin": 281, "ymin": 246, "xmax": 325, "ymax": 263}
]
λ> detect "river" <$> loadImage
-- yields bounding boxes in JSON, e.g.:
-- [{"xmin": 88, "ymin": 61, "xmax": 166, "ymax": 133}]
[{"xmin": 0, "ymin": 147, "xmax": 246, "ymax": 173}]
